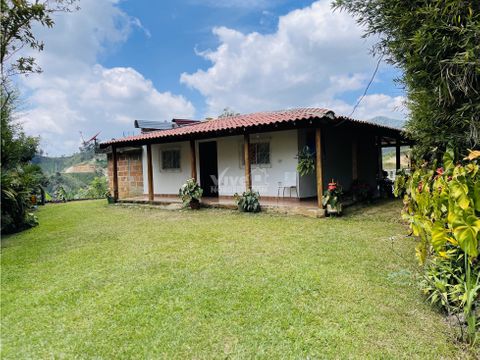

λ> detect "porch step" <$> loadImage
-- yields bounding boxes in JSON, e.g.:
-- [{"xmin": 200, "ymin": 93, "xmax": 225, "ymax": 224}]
[{"xmin": 116, "ymin": 199, "xmax": 325, "ymax": 218}]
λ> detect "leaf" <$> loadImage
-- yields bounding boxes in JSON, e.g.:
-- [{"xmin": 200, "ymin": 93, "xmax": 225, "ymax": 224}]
[
  {"xmin": 472, "ymin": 181, "xmax": 480, "ymax": 212},
  {"xmin": 431, "ymin": 222, "xmax": 449, "ymax": 252},
  {"xmin": 464, "ymin": 150, "xmax": 480, "ymax": 161},
  {"xmin": 453, "ymin": 215, "xmax": 480, "ymax": 258},
  {"xmin": 449, "ymin": 180, "xmax": 470, "ymax": 209},
  {"xmin": 415, "ymin": 242, "xmax": 428, "ymax": 264},
  {"xmin": 443, "ymin": 147, "xmax": 455, "ymax": 171}
]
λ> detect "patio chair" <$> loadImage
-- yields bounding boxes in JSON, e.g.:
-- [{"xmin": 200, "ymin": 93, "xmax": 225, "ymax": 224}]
[{"xmin": 277, "ymin": 181, "xmax": 298, "ymax": 198}]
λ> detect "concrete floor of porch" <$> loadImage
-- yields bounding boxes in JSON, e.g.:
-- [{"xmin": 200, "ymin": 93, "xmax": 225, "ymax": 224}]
[{"xmin": 117, "ymin": 195, "xmax": 325, "ymax": 218}]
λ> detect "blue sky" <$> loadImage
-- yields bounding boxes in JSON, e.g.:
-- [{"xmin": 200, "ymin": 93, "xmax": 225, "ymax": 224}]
[
  {"xmin": 106, "ymin": 0, "xmax": 319, "ymax": 115},
  {"xmin": 18, "ymin": 0, "xmax": 406, "ymax": 156}
]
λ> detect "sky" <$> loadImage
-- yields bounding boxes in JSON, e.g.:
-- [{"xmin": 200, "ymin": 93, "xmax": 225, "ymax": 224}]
[{"xmin": 17, "ymin": 0, "xmax": 406, "ymax": 156}]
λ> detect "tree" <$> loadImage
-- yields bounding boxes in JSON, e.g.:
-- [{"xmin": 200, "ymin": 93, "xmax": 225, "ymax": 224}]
[
  {"xmin": 218, "ymin": 107, "xmax": 240, "ymax": 118},
  {"xmin": 1, "ymin": 0, "xmax": 77, "ymax": 109},
  {"xmin": 333, "ymin": 0, "xmax": 480, "ymax": 158},
  {"xmin": 1, "ymin": 0, "xmax": 76, "ymax": 233},
  {"xmin": 1, "ymin": 91, "xmax": 46, "ymax": 233}
]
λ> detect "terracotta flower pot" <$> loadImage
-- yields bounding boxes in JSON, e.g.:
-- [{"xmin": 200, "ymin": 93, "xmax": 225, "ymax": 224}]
[
  {"xmin": 327, "ymin": 203, "xmax": 342, "ymax": 215},
  {"xmin": 189, "ymin": 199, "xmax": 201, "ymax": 209}
]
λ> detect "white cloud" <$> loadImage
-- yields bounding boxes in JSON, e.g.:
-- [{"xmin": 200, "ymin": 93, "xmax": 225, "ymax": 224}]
[
  {"xmin": 181, "ymin": 0, "xmax": 404, "ymax": 119},
  {"xmin": 331, "ymin": 94, "xmax": 407, "ymax": 120},
  {"xmin": 350, "ymin": 94, "xmax": 406, "ymax": 119},
  {"xmin": 18, "ymin": 0, "xmax": 194, "ymax": 155},
  {"xmin": 190, "ymin": 0, "xmax": 273, "ymax": 8}
]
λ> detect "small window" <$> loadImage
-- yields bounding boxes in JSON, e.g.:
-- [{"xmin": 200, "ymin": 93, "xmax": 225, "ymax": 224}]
[
  {"xmin": 252, "ymin": 142, "xmax": 270, "ymax": 165},
  {"xmin": 242, "ymin": 142, "xmax": 270, "ymax": 165},
  {"xmin": 161, "ymin": 149, "xmax": 180, "ymax": 170}
]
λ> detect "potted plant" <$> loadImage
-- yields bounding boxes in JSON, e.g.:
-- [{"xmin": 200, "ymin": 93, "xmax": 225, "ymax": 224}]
[
  {"xmin": 296, "ymin": 145, "xmax": 315, "ymax": 176},
  {"xmin": 234, "ymin": 190, "xmax": 261, "ymax": 213},
  {"xmin": 179, "ymin": 178, "xmax": 203, "ymax": 209},
  {"xmin": 105, "ymin": 191, "xmax": 115, "ymax": 204},
  {"xmin": 322, "ymin": 180, "xmax": 343, "ymax": 215},
  {"xmin": 350, "ymin": 179, "xmax": 372, "ymax": 203}
]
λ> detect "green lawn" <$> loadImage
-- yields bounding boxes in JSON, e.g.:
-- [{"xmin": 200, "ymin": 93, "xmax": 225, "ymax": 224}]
[{"xmin": 1, "ymin": 200, "xmax": 467, "ymax": 358}]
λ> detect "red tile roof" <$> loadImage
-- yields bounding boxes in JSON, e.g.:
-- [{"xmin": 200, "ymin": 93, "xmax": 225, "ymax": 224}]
[{"xmin": 101, "ymin": 108, "xmax": 401, "ymax": 147}]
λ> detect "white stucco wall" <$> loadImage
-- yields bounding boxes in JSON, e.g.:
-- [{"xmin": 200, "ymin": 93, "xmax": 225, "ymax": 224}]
[
  {"xmin": 142, "ymin": 129, "xmax": 300, "ymax": 198},
  {"xmin": 142, "ymin": 142, "xmax": 192, "ymax": 195},
  {"xmin": 215, "ymin": 129, "xmax": 299, "ymax": 197}
]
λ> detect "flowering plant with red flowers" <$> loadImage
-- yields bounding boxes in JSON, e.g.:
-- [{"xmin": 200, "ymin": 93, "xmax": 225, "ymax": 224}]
[{"xmin": 322, "ymin": 179, "xmax": 343, "ymax": 213}]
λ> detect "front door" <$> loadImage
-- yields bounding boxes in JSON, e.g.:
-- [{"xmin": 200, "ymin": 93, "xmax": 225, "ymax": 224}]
[{"xmin": 199, "ymin": 141, "xmax": 218, "ymax": 197}]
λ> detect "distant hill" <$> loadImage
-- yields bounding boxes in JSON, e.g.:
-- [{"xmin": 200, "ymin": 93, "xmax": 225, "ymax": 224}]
[
  {"xmin": 32, "ymin": 149, "xmax": 107, "ymax": 196},
  {"xmin": 368, "ymin": 116, "xmax": 406, "ymax": 129},
  {"xmin": 33, "ymin": 150, "xmax": 106, "ymax": 176}
]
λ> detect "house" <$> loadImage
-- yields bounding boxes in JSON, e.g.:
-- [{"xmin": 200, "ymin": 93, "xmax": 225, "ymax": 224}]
[{"xmin": 100, "ymin": 108, "xmax": 409, "ymax": 214}]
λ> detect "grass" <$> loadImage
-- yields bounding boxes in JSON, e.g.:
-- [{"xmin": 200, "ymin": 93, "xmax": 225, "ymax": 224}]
[{"xmin": 0, "ymin": 200, "xmax": 470, "ymax": 358}]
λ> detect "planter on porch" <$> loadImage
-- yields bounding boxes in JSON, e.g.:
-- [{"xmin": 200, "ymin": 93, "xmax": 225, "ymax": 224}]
[
  {"xmin": 326, "ymin": 203, "xmax": 343, "ymax": 216},
  {"xmin": 189, "ymin": 198, "xmax": 201, "ymax": 210}
]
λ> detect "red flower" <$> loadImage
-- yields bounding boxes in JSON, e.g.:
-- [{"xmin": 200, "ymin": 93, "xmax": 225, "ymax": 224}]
[
  {"xmin": 436, "ymin": 167, "xmax": 444, "ymax": 175},
  {"xmin": 328, "ymin": 182, "xmax": 337, "ymax": 191}
]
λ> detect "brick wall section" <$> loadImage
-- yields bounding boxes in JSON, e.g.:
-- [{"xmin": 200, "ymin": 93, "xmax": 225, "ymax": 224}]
[{"xmin": 107, "ymin": 151, "xmax": 144, "ymax": 198}]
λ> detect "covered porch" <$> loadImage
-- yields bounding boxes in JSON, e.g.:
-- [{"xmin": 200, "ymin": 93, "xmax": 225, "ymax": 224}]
[
  {"xmin": 101, "ymin": 108, "xmax": 411, "ymax": 217},
  {"xmin": 118, "ymin": 195, "xmax": 324, "ymax": 217}
]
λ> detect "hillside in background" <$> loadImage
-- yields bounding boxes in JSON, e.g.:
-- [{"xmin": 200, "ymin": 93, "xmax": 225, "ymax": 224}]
[
  {"xmin": 368, "ymin": 116, "xmax": 406, "ymax": 129},
  {"xmin": 33, "ymin": 147, "xmax": 107, "ymax": 198}
]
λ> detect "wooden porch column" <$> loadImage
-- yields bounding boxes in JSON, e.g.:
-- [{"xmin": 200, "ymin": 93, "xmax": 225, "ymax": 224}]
[
  {"xmin": 377, "ymin": 137, "xmax": 383, "ymax": 176},
  {"xmin": 190, "ymin": 139, "xmax": 197, "ymax": 181},
  {"xmin": 352, "ymin": 138, "xmax": 358, "ymax": 181},
  {"xmin": 315, "ymin": 127, "xmax": 324, "ymax": 208},
  {"xmin": 146, "ymin": 144, "xmax": 154, "ymax": 202},
  {"xmin": 395, "ymin": 138, "xmax": 401, "ymax": 171},
  {"xmin": 243, "ymin": 133, "xmax": 252, "ymax": 190},
  {"xmin": 112, "ymin": 145, "xmax": 119, "ymax": 201}
]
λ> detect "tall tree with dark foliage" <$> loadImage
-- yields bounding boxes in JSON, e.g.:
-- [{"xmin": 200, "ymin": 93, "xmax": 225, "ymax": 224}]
[{"xmin": 334, "ymin": 0, "xmax": 480, "ymax": 158}]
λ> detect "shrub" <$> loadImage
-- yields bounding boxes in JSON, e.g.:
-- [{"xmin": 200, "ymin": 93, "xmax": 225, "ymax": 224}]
[
  {"xmin": 350, "ymin": 179, "xmax": 373, "ymax": 203},
  {"xmin": 179, "ymin": 179, "xmax": 203, "ymax": 209},
  {"xmin": 86, "ymin": 176, "xmax": 108, "ymax": 198},
  {"xmin": 54, "ymin": 185, "xmax": 68, "ymax": 202},
  {"xmin": 235, "ymin": 190, "xmax": 261, "ymax": 213},
  {"xmin": 322, "ymin": 180, "xmax": 342, "ymax": 207},
  {"xmin": 1, "ymin": 166, "xmax": 40, "ymax": 233},
  {"xmin": 395, "ymin": 148, "xmax": 480, "ymax": 344}
]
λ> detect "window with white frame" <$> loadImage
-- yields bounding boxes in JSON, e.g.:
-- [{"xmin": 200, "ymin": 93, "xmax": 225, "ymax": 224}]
[
  {"xmin": 161, "ymin": 149, "xmax": 181, "ymax": 170},
  {"xmin": 242, "ymin": 141, "xmax": 270, "ymax": 166}
]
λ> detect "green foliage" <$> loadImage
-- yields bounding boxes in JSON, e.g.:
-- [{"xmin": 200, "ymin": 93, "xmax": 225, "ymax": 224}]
[
  {"xmin": 322, "ymin": 180, "xmax": 343, "ymax": 208},
  {"xmin": 235, "ymin": 189, "xmax": 261, "ymax": 213},
  {"xmin": 54, "ymin": 185, "xmax": 68, "ymax": 202},
  {"xmin": 179, "ymin": 178, "xmax": 203, "ymax": 207},
  {"xmin": 296, "ymin": 146, "xmax": 315, "ymax": 176},
  {"xmin": 1, "ymin": 92, "xmax": 45, "ymax": 233},
  {"xmin": 85, "ymin": 176, "xmax": 108, "ymax": 199},
  {"xmin": 1, "ymin": 164, "xmax": 43, "ymax": 233},
  {"xmin": 0, "ymin": 0, "xmax": 77, "ymax": 80},
  {"xmin": 395, "ymin": 149, "xmax": 480, "ymax": 343},
  {"xmin": 393, "ymin": 169, "xmax": 408, "ymax": 198},
  {"xmin": 38, "ymin": 148, "xmax": 107, "ymax": 200},
  {"xmin": 334, "ymin": 0, "xmax": 480, "ymax": 157},
  {"xmin": 1, "ymin": 0, "xmax": 76, "ymax": 233}
]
